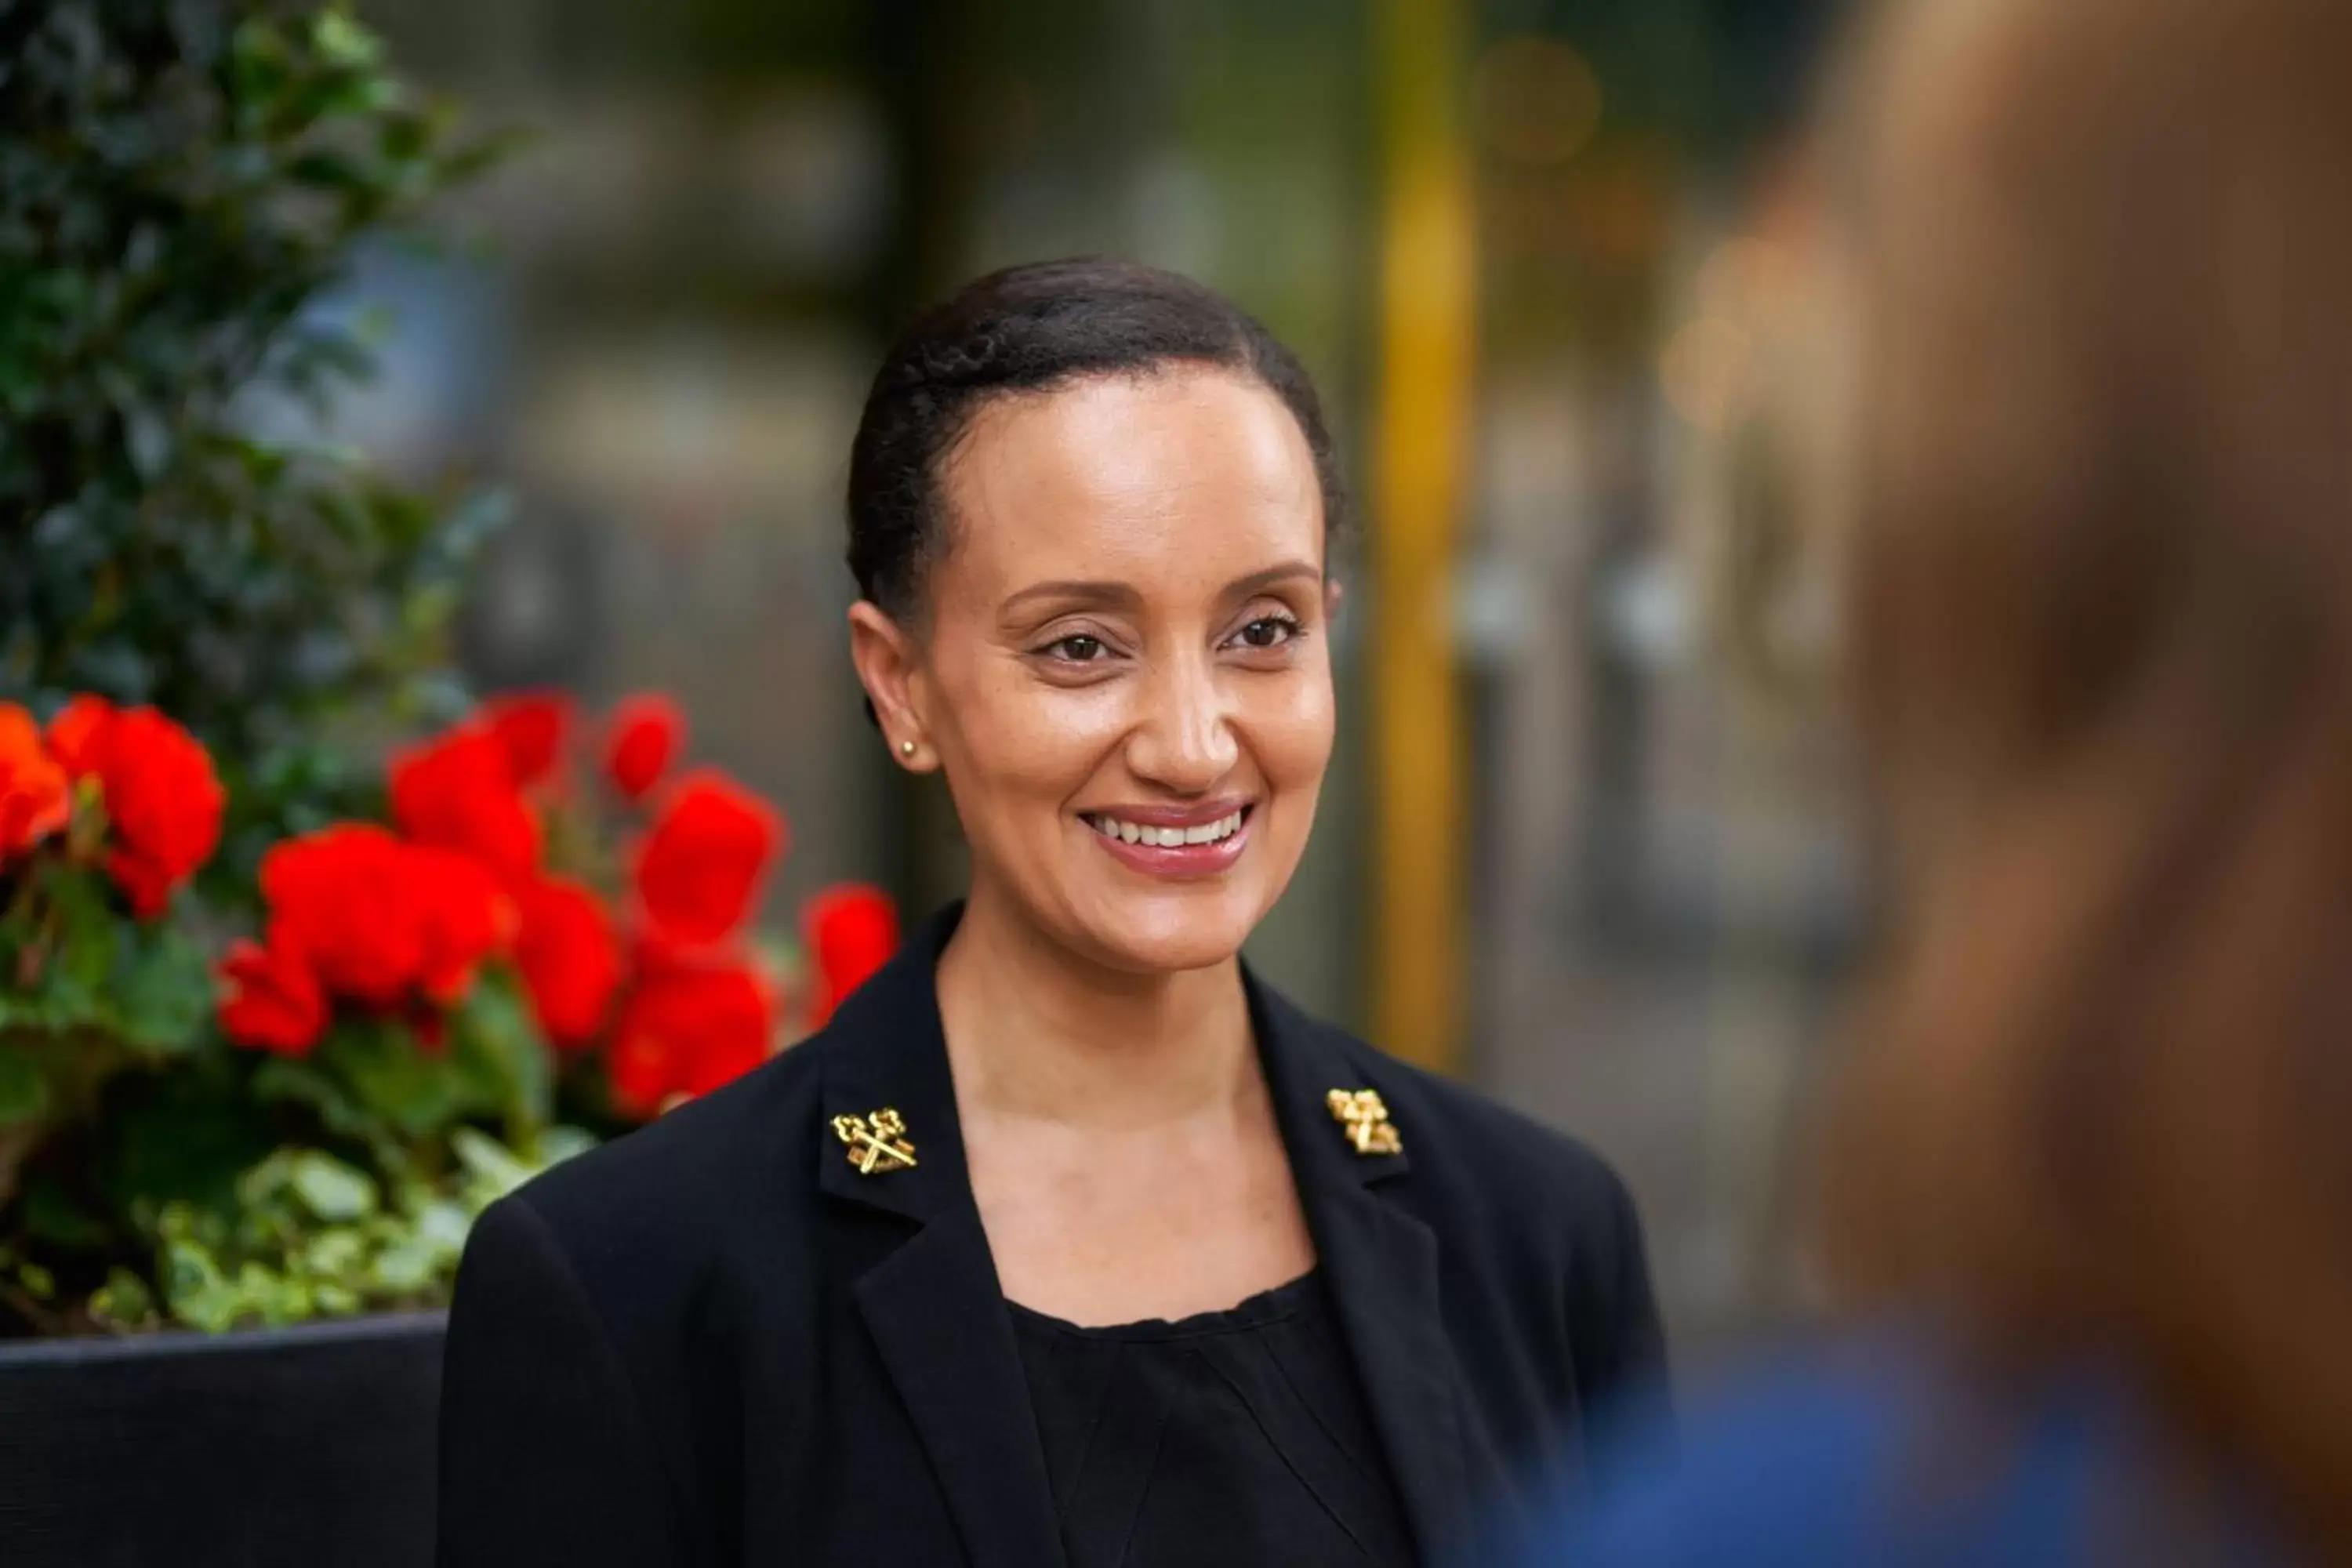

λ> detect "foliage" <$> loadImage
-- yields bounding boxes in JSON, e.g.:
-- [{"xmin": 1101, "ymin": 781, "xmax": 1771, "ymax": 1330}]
[
  {"xmin": 0, "ymin": 696, "xmax": 583, "ymax": 1334},
  {"xmin": 0, "ymin": 682, "xmax": 898, "ymax": 1337},
  {"xmin": 143, "ymin": 1129, "xmax": 592, "ymax": 1332},
  {"xmin": 0, "ymin": 0, "xmax": 906, "ymax": 1341},
  {"xmin": 0, "ymin": 0, "xmax": 540, "ymax": 1338},
  {"xmin": 0, "ymin": 0, "xmax": 514, "ymax": 887}
]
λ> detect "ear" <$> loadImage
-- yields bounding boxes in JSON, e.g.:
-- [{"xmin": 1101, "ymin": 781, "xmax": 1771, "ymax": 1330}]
[
  {"xmin": 1323, "ymin": 577, "xmax": 1345, "ymax": 621},
  {"xmin": 847, "ymin": 601, "xmax": 938, "ymax": 771}
]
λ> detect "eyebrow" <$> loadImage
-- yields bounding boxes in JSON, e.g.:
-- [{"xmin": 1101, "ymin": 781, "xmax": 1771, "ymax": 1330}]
[{"xmin": 996, "ymin": 560, "xmax": 1323, "ymax": 620}]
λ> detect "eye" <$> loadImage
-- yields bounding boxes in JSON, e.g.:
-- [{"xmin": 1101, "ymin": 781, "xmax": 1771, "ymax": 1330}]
[
  {"xmin": 1044, "ymin": 633, "xmax": 1108, "ymax": 663},
  {"xmin": 1229, "ymin": 614, "xmax": 1301, "ymax": 652}
]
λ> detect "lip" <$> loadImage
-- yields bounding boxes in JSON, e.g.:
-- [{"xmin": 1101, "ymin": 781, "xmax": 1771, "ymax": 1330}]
[
  {"xmin": 1079, "ymin": 800, "xmax": 1256, "ymax": 880},
  {"xmin": 1080, "ymin": 797, "xmax": 1254, "ymax": 829}
]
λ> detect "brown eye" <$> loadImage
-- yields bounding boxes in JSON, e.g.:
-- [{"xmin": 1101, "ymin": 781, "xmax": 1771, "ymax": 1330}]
[
  {"xmin": 1233, "ymin": 615, "xmax": 1300, "ymax": 651},
  {"xmin": 1049, "ymin": 634, "xmax": 1105, "ymax": 662}
]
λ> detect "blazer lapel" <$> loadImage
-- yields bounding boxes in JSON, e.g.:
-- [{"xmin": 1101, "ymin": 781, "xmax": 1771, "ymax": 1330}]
[
  {"xmin": 816, "ymin": 908, "xmax": 1066, "ymax": 1568},
  {"xmin": 1250, "ymin": 976, "xmax": 1473, "ymax": 1566}
]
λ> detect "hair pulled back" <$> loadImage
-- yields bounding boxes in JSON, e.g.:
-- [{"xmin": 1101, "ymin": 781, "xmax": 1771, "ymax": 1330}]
[{"xmin": 847, "ymin": 257, "xmax": 1345, "ymax": 621}]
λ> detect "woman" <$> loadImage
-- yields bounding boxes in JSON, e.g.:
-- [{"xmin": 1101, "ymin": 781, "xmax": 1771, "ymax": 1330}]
[
  {"xmin": 1535, "ymin": 0, "xmax": 2352, "ymax": 1562},
  {"xmin": 437, "ymin": 259, "xmax": 1665, "ymax": 1568}
]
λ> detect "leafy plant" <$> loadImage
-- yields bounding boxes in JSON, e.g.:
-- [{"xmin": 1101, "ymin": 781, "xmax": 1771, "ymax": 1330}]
[
  {"xmin": 0, "ymin": 689, "xmax": 581, "ymax": 1335},
  {"xmin": 0, "ymin": 0, "xmax": 514, "ymax": 885},
  {"xmin": 0, "ymin": 1, "xmax": 907, "ymax": 1340},
  {"xmin": 143, "ymin": 1130, "xmax": 591, "ymax": 1333},
  {"xmin": 0, "ymin": 0, "xmax": 531, "ymax": 1337}
]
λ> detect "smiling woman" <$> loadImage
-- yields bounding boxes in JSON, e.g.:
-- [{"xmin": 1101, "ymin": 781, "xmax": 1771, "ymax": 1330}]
[
  {"xmin": 436, "ymin": 260, "xmax": 1667, "ymax": 1568},
  {"xmin": 855, "ymin": 364, "xmax": 1336, "ymax": 978}
]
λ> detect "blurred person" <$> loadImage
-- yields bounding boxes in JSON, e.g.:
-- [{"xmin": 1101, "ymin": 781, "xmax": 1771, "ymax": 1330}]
[
  {"xmin": 1518, "ymin": 0, "xmax": 2352, "ymax": 1563},
  {"xmin": 437, "ymin": 260, "xmax": 1664, "ymax": 1568}
]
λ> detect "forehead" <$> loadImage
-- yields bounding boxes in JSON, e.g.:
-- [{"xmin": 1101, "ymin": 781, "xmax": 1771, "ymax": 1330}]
[{"xmin": 934, "ymin": 367, "xmax": 1323, "ymax": 601}]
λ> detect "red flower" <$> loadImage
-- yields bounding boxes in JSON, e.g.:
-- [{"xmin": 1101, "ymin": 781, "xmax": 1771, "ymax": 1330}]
[
  {"xmin": 42, "ymin": 695, "xmax": 114, "ymax": 779},
  {"xmin": 802, "ymin": 884, "xmax": 900, "ymax": 1030},
  {"xmin": 260, "ymin": 826, "xmax": 514, "ymax": 1008},
  {"xmin": 0, "ymin": 704, "xmax": 69, "ymax": 860},
  {"xmin": 608, "ymin": 956, "xmax": 775, "ymax": 1117},
  {"xmin": 405, "ymin": 846, "xmax": 517, "ymax": 1005},
  {"xmin": 219, "ymin": 935, "xmax": 327, "ymax": 1057},
  {"xmin": 484, "ymin": 691, "xmax": 573, "ymax": 790},
  {"xmin": 262, "ymin": 827, "xmax": 425, "ymax": 1007},
  {"xmin": 512, "ymin": 876, "xmax": 621, "ymax": 1049},
  {"xmin": 42, "ymin": 699, "xmax": 224, "ymax": 916},
  {"xmin": 602, "ymin": 695, "xmax": 684, "ymax": 804},
  {"xmin": 91, "ymin": 707, "xmax": 226, "ymax": 917},
  {"xmin": 390, "ymin": 723, "xmax": 540, "ymax": 878},
  {"xmin": 632, "ymin": 771, "xmax": 784, "ymax": 948}
]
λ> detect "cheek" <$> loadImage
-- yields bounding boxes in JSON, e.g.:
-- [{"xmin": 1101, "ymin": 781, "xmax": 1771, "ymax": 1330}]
[
  {"xmin": 938, "ymin": 659, "xmax": 1124, "ymax": 804},
  {"xmin": 1243, "ymin": 670, "xmax": 1338, "ymax": 789}
]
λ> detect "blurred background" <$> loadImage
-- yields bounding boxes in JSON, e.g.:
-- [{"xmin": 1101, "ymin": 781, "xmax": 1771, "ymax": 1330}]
[{"xmin": 344, "ymin": 0, "xmax": 1847, "ymax": 1370}]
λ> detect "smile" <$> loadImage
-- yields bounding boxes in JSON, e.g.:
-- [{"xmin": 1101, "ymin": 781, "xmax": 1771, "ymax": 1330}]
[
  {"xmin": 1081, "ymin": 810, "xmax": 1247, "ymax": 848},
  {"xmin": 1078, "ymin": 804, "xmax": 1257, "ymax": 878}
]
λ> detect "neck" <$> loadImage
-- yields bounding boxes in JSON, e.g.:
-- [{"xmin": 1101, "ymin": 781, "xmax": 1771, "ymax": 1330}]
[{"xmin": 934, "ymin": 885, "xmax": 1258, "ymax": 1129}]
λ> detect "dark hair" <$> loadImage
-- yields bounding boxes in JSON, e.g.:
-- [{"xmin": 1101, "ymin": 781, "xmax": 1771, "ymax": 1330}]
[{"xmin": 846, "ymin": 257, "xmax": 1345, "ymax": 621}]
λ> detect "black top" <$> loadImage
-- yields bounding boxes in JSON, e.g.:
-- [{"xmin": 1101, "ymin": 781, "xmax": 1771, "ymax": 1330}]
[
  {"xmin": 437, "ymin": 904, "xmax": 1668, "ymax": 1568},
  {"xmin": 1011, "ymin": 1272, "xmax": 1416, "ymax": 1568}
]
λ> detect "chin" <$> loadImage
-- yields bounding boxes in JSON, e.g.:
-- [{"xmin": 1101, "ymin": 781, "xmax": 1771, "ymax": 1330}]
[{"xmin": 1073, "ymin": 884, "xmax": 1272, "ymax": 975}]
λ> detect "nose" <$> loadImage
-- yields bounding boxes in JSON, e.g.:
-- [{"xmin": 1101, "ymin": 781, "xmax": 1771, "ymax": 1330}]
[{"xmin": 1124, "ymin": 648, "xmax": 1240, "ymax": 794}]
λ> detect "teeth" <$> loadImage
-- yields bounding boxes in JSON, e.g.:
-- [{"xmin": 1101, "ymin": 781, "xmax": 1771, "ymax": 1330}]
[{"xmin": 1087, "ymin": 811, "xmax": 1246, "ymax": 848}]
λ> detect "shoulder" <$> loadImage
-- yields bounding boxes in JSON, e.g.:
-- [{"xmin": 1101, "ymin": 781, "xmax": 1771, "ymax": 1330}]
[
  {"xmin": 1526, "ymin": 1346, "xmax": 1912, "ymax": 1567},
  {"xmin": 1293, "ymin": 996, "xmax": 1639, "ymax": 1236},
  {"xmin": 1275, "ymin": 996, "xmax": 1671, "ymax": 1403},
  {"xmin": 481, "ymin": 1025, "xmax": 838, "ymax": 1299},
  {"xmin": 1386, "ymin": 1044, "xmax": 1628, "ymax": 1212},
  {"xmin": 1531, "ymin": 1338, "xmax": 2153, "ymax": 1568}
]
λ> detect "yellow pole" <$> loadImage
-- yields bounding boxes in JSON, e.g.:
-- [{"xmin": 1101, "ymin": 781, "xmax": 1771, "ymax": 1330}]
[{"xmin": 1370, "ymin": 0, "xmax": 1475, "ymax": 1073}]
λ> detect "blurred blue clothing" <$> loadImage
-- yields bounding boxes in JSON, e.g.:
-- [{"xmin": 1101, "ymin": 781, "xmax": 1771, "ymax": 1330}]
[{"xmin": 1514, "ymin": 1334, "xmax": 2288, "ymax": 1568}]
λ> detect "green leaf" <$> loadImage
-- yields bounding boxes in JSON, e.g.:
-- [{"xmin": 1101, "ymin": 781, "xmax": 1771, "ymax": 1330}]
[
  {"xmin": 9, "ymin": 862, "xmax": 119, "ymax": 1033},
  {"xmin": 312, "ymin": 9, "xmax": 387, "ymax": 71},
  {"xmin": 0, "ymin": 1045, "xmax": 48, "ymax": 1126},
  {"xmin": 251, "ymin": 1055, "xmax": 386, "ymax": 1143},
  {"xmin": 110, "ymin": 923, "xmax": 216, "ymax": 1052},
  {"xmin": 162, "ymin": 1235, "xmax": 238, "ymax": 1332},
  {"xmin": 451, "ymin": 971, "xmax": 551, "ymax": 1134},
  {"xmin": 285, "ymin": 1150, "xmax": 376, "ymax": 1223},
  {"xmin": 312, "ymin": 1281, "xmax": 362, "ymax": 1316},
  {"xmin": 367, "ymin": 1236, "xmax": 441, "ymax": 1296},
  {"xmin": 90, "ymin": 1266, "xmax": 155, "ymax": 1326},
  {"xmin": 416, "ymin": 1197, "xmax": 474, "ymax": 1252},
  {"xmin": 535, "ymin": 1124, "xmax": 598, "ymax": 1168},
  {"xmin": 450, "ymin": 1126, "xmax": 532, "ymax": 1201},
  {"xmin": 321, "ymin": 1021, "xmax": 492, "ymax": 1139},
  {"xmin": 299, "ymin": 1225, "xmax": 366, "ymax": 1276}
]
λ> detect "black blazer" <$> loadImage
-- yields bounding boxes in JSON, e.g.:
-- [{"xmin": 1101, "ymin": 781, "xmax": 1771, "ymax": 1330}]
[{"xmin": 437, "ymin": 908, "xmax": 1665, "ymax": 1568}]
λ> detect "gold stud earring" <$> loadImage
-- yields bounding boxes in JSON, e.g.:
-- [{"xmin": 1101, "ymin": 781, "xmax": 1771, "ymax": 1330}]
[{"xmin": 899, "ymin": 739, "xmax": 917, "ymax": 758}]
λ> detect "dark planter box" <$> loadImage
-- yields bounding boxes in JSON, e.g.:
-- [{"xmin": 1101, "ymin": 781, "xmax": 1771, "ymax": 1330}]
[{"xmin": 0, "ymin": 1312, "xmax": 445, "ymax": 1567}]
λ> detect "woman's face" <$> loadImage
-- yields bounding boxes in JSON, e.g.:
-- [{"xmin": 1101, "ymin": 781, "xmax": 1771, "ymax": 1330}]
[{"xmin": 873, "ymin": 367, "xmax": 1336, "ymax": 975}]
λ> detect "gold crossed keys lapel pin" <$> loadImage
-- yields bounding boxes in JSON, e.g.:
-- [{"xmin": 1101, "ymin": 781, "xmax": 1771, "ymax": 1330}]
[
  {"xmin": 832, "ymin": 1108, "xmax": 918, "ymax": 1174},
  {"xmin": 1327, "ymin": 1088, "xmax": 1402, "ymax": 1156}
]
